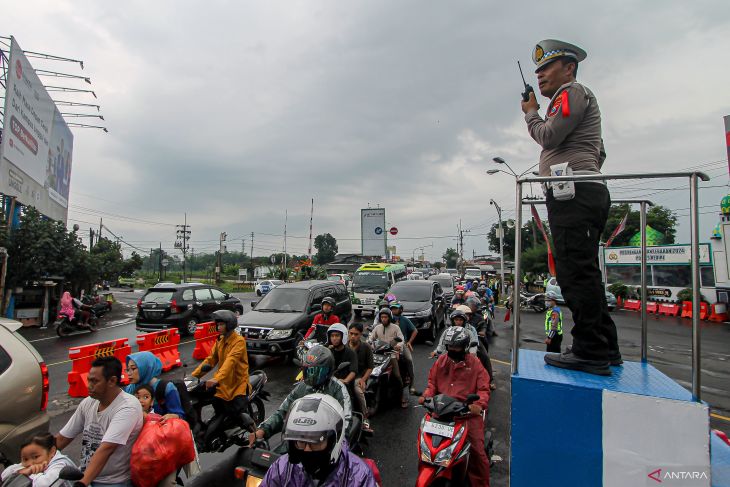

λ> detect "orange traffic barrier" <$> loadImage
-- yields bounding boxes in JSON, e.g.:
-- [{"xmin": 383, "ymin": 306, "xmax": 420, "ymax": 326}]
[
  {"xmin": 136, "ymin": 329, "xmax": 181, "ymax": 372},
  {"xmin": 681, "ymin": 301, "xmax": 692, "ymax": 318},
  {"xmin": 624, "ymin": 299, "xmax": 641, "ymax": 311},
  {"xmin": 192, "ymin": 322, "xmax": 218, "ymax": 360},
  {"xmin": 700, "ymin": 302, "xmax": 710, "ymax": 320},
  {"xmin": 709, "ymin": 303, "xmax": 728, "ymax": 323},
  {"xmin": 646, "ymin": 301, "xmax": 658, "ymax": 314},
  {"xmin": 658, "ymin": 303, "xmax": 680, "ymax": 316},
  {"xmin": 68, "ymin": 338, "xmax": 131, "ymax": 398}
]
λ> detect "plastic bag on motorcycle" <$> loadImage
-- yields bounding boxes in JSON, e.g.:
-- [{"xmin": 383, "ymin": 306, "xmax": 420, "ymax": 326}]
[{"xmin": 131, "ymin": 416, "xmax": 196, "ymax": 487}]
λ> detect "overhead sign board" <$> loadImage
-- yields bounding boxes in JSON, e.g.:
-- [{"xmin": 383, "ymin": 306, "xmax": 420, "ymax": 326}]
[
  {"xmin": 0, "ymin": 37, "xmax": 73, "ymax": 222},
  {"xmin": 604, "ymin": 244, "xmax": 711, "ymax": 266},
  {"xmin": 361, "ymin": 208, "xmax": 386, "ymax": 257}
]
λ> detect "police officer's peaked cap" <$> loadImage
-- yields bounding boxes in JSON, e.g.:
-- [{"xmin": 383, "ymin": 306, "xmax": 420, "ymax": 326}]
[{"xmin": 532, "ymin": 39, "xmax": 587, "ymax": 72}]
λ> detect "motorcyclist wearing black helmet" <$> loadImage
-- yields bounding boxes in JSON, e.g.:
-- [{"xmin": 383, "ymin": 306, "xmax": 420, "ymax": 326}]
[
  {"xmin": 304, "ymin": 296, "xmax": 340, "ymax": 341},
  {"xmin": 252, "ymin": 345, "xmax": 352, "ymax": 446},
  {"xmin": 192, "ymin": 309, "xmax": 250, "ymax": 429}
]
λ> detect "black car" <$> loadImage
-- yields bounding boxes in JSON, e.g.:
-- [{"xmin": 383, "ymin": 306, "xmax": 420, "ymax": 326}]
[
  {"xmin": 429, "ymin": 274, "xmax": 455, "ymax": 305},
  {"xmin": 238, "ymin": 280, "xmax": 352, "ymax": 359},
  {"xmin": 136, "ymin": 283, "xmax": 244, "ymax": 336},
  {"xmin": 388, "ymin": 280, "xmax": 446, "ymax": 341}
]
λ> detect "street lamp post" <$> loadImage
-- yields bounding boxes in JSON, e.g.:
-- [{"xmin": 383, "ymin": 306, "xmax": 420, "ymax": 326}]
[{"xmin": 490, "ymin": 199, "xmax": 505, "ymax": 297}]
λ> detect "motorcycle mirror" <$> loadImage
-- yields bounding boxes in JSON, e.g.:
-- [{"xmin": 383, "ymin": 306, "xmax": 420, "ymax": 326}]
[
  {"xmin": 58, "ymin": 466, "xmax": 84, "ymax": 481},
  {"xmin": 250, "ymin": 302, "xmax": 256, "ymax": 308},
  {"xmin": 470, "ymin": 341, "xmax": 478, "ymax": 348},
  {"xmin": 466, "ymin": 393, "xmax": 479, "ymax": 404},
  {"xmin": 200, "ymin": 364, "xmax": 213, "ymax": 373},
  {"xmin": 424, "ymin": 340, "xmax": 434, "ymax": 347}
]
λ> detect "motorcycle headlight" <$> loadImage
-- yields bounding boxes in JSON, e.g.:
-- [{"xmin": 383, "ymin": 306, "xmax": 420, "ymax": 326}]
[
  {"xmin": 432, "ymin": 425, "xmax": 466, "ymax": 467},
  {"xmin": 267, "ymin": 329, "xmax": 293, "ymax": 340}
]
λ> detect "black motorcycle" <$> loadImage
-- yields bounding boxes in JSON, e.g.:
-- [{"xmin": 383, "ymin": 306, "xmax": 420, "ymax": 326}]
[
  {"xmin": 1, "ymin": 465, "xmax": 83, "ymax": 487},
  {"xmin": 365, "ymin": 338, "xmax": 408, "ymax": 416},
  {"xmin": 54, "ymin": 306, "xmax": 99, "ymax": 337},
  {"xmin": 185, "ymin": 366, "xmax": 270, "ymax": 453},
  {"xmin": 82, "ymin": 294, "xmax": 112, "ymax": 317},
  {"xmin": 520, "ymin": 291, "xmax": 546, "ymax": 313}
]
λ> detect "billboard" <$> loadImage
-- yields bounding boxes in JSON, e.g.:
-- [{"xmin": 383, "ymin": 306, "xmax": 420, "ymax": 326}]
[
  {"xmin": 0, "ymin": 36, "xmax": 73, "ymax": 222},
  {"xmin": 361, "ymin": 208, "xmax": 386, "ymax": 257},
  {"xmin": 604, "ymin": 244, "xmax": 711, "ymax": 266}
]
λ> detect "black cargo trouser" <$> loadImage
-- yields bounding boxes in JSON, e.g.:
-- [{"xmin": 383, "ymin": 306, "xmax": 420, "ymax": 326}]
[
  {"xmin": 546, "ymin": 333, "xmax": 562, "ymax": 353},
  {"xmin": 546, "ymin": 182, "xmax": 619, "ymax": 362}
]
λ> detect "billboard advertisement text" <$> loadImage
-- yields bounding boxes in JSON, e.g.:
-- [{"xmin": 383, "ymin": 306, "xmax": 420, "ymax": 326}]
[{"xmin": 361, "ymin": 208, "xmax": 386, "ymax": 257}]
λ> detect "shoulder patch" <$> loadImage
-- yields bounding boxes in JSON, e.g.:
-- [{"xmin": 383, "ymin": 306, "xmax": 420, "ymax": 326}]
[{"xmin": 548, "ymin": 96, "xmax": 562, "ymax": 118}]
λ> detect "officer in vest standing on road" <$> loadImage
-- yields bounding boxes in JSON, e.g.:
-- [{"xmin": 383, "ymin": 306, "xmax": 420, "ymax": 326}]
[
  {"xmin": 544, "ymin": 292, "xmax": 563, "ymax": 353},
  {"xmin": 521, "ymin": 39, "xmax": 621, "ymax": 376}
]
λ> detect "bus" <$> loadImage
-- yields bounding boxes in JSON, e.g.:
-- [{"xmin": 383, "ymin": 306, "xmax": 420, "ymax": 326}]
[{"xmin": 351, "ymin": 263, "xmax": 407, "ymax": 317}]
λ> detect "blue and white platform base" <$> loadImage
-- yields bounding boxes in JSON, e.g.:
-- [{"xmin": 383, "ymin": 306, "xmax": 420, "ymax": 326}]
[{"xmin": 511, "ymin": 349, "xmax": 713, "ymax": 487}]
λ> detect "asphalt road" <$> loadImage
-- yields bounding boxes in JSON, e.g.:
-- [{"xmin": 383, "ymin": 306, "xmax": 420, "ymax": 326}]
[{"xmin": 18, "ymin": 289, "xmax": 730, "ymax": 486}]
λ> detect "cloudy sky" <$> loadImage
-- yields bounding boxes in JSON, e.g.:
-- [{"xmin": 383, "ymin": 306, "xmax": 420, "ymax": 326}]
[{"xmin": 4, "ymin": 1, "xmax": 730, "ymax": 262}]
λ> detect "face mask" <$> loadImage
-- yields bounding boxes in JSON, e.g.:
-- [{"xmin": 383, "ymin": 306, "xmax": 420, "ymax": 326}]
[
  {"xmin": 298, "ymin": 449, "xmax": 333, "ymax": 478},
  {"xmin": 447, "ymin": 350, "xmax": 466, "ymax": 362}
]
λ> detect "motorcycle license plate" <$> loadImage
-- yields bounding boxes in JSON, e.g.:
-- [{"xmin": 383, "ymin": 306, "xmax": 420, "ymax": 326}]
[{"xmin": 423, "ymin": 420, "xmax": 454, "ymax": 438}]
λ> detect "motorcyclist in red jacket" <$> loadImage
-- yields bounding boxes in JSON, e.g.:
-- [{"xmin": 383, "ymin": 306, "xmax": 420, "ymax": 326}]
[{"xmin": 304, "ymin": 297, "xmax": 340, "ymax": 341}]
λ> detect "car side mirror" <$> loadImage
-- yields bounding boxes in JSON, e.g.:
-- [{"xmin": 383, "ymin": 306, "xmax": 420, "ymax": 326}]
[
  {"xmin": 378, "ymin": 294, "xmax": 385, "ymax": 300},
  {"xmin": 310, "ymin": 303, "xmax": 322, "ymax": 313},
  {"xmin": 225, "ymin": 293, "xmax": 231, "ymax": 299},
  {"xmin": 250, "ymin": 302, "xmax": 256, "ymax": 308},
  {"xmin": 59, "ymin": 466, "xmax": 84, "ymax": 481}
]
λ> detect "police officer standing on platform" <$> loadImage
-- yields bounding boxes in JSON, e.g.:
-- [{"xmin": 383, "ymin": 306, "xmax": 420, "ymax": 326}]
[
  {"xmin": 521, "ymin": 39, "xmax": 621, "ymax": 376},
  {"xmin": 544, "ymin": 291, "xmax": 563, "ymax": 353}
]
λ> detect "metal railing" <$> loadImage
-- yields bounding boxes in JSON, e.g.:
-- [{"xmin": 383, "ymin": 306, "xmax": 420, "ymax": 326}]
[{"xmin": 511, "ymin": 171, "xmax": 710, "ymax": 401}]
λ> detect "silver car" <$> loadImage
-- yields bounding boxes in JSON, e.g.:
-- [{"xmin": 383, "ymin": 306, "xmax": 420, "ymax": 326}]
[{"xmin": 0, "ymin": 318, "xmax": 50, "ymax": 465}]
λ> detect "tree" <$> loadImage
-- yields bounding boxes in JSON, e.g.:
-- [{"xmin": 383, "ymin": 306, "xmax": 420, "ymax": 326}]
[
  {"xmin": 521, "ymin": 244, "xmax": 549, "ymax": 275},
  {"xmin": 442, "ymin": 248, "xmax": 459, "ymax": 268},
  {"xmin": 602, "ymin": 204, "xmax": 677, "ymax": 247},
  {"xmin": 433, "ymin": 262, "xmax": 443, "ymax": 271},
  {"xmin": 90, "ymin": 237, "xmax": 124, "ymax": 282},
  {"xmin": 120, "ymin": 252, "xmax": 143, "ymax": 277},
  {"xmin": 314, "ymin": 233, "xmax": 338, "ymax": 265},
  {"xmin": 487, "ymin": 220, "xmax": 541, "ymax": 259}
]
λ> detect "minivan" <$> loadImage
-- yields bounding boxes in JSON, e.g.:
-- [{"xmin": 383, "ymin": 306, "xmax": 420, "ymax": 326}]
[
  {"xmin": 136, "ymin": 283, "xmax": 244, "ymax": 336},
  {"xmin": 238, "ymin": 281, "xmax": 352, "ymax": 359}
]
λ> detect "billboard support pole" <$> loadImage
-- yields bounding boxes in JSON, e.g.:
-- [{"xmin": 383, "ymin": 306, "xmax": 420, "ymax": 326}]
[{"xmin": 0, "ymin": 196, "xmax": 17, "ymax": 316}]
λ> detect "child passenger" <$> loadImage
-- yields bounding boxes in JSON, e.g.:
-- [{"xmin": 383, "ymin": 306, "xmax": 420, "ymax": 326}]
[{"xmin": 0, "ymin": 433, "xmax": 76, "ymax": 487}]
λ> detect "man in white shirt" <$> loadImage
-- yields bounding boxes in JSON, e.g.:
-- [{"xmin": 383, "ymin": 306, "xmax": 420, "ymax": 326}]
[{"xmin": 56, "ymin": 357, "xmax": 143, "ymax": 487}]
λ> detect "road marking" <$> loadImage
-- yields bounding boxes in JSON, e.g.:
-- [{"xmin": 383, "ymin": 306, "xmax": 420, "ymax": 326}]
[{"xmin": 28, "ymin": 319, "xmax": 136, "ymax": 343}]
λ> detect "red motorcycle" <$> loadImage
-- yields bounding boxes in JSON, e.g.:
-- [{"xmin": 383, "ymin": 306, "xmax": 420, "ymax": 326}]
[{"xmin": 416, "ymin": 393, "xmax": 486, "ymax": 486}]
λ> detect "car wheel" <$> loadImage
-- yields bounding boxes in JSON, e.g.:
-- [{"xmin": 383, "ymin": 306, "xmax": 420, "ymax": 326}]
[
  {"xmin": 183, "ymin": 317, "xmax": 199, "ymax": 337},
  {"xmin": 256, "ymin": 290, "xmax": 262, "ymax": 297}
]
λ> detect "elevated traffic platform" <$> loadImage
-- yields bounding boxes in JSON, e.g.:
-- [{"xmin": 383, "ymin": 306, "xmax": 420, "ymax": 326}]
[{"xmin": 511, "ymin": 349, "xmax": 710, "ymax": 487}]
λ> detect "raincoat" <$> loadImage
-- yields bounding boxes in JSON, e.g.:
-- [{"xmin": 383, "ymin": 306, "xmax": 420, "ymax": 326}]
[
  {"xmin": 125, "ymin": 352, "xmax": 185, "ymax": 418},
  {"xmin": 59, "ymin": 291, "xmax": 75, "ymax": 319},
  {"xmin": 261, "ymin": 448, "xmax": 377, "ymax": 487},
  {"xmin": 191, "ymin": 331, "xmax": 249, "ymax": 402}
]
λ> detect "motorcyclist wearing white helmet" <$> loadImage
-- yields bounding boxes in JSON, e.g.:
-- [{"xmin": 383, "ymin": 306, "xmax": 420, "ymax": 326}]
[
  {"xmin": 261, "ymin": 393, "xmax": 377, "ymax": 487},
  {"xmin": 326, "ymin": 323, "xmax": 358, "ymax": 386}
]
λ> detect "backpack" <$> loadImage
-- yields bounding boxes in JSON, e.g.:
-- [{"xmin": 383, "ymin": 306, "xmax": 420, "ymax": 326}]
[{"xmin": 155, "ymin": 379, "xmax": 198, "ymax": 430}]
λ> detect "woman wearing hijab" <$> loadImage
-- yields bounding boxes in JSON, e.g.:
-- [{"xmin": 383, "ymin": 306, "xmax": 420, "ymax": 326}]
[
  {"xmin": 59, "ymin": 292, "xmax": 75, "ymax": 320},
  {"xmin": 124, "ymin": 351, "xmax": 185, "ymax": 420}
]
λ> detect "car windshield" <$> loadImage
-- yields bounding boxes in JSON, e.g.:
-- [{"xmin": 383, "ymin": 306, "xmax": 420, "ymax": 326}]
[
  {"xmin": 353, "ymin": 271, "xmax": 389, "ymax": 292},
  {"xmin": 431, "ymin": 277, "xmax": 454, "ymax": 290},
  {"xmin": 255, "ymin": 288, "xmax": 308, "ymax": 312},
  {"xmin": 271, "ymin": 280, "xmax": 284, "ymax": 286},
  {"xmin": 390, "ymin": 283, "xmax": 431, "ymax": 302},
  {"xmin": 143, "ymin": 290, "xmax": 174, "ymax": 303},
  {"xmin": 327, "ymin": 276, "xmax": 342, "ymax": 281}
]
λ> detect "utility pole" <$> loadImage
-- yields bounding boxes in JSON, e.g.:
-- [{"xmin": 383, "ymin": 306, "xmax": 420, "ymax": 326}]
[
  {"xmin": 250, "ymin": 232, "xmax": 255, "ymax": 278},
  {"xmin": 158, "ymin": 242, "xmax": 163, "ymax": 282},
  {"xmin": 284, "ymin": 210, "xmax": 288, "ymax": 276},
  {"xmin": 216, "ymin": 232, "xmax": 227, "ymax": 283},
  {"xmin": 89, "ymin": 228, "xmax": 94, "ymax": 249},
  {"xmin": 490, "ymin": 199, "xmax": 506, "ymax": 297},
  {"xmin": 175, "ymin": 213, "xmax": 191, "ymax": 282},
  {"xmin": 307, "ymin": 198, "xmax": 314, "ymax": 261},
  {"xmin": 98, "ymin": 218, "xmax": 103, "ymax": 242}
]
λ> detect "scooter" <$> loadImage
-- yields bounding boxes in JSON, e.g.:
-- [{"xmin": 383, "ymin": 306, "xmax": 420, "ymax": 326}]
[
  {"xmin": 185, "ymin": 365, "xmax": 270, "ymax": 453},
  {"xmin": 82, "ymin": 294, "xmax": 112, "ymax": 317},
  {"xmin": 520, "ymin": 291, "xmax": 546, "ymax": 313},
  {"xmin": 54, "ymin": 307, "xmax": 99, "ymax": 337},
  {"xmin": 1, "ymin": 465, "xmax": 83, "ymax": 487},
  {"xmin": 416, "ymin": 393, "xmax": 491, "ymax": 486},
  {"xmin": 365, "ymin": 338, "xmax": 408, "ymax": 417}
]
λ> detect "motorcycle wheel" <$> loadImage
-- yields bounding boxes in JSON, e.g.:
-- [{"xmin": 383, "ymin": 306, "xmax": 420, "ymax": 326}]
[
  {"xmin": 56, "ymin": 322, "xmax": 71, "ymax": 337},
  {"xmin": 88, "ymin": 320, "xmax": 98, "ymax": 332},
  {"xmin": 248, "ymin": 397, "xmax": 266, "ymax": 425}
]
